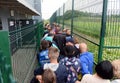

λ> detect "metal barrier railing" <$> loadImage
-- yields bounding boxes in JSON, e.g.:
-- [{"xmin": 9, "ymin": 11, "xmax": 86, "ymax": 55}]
[
  {"xmin": 9, "ymin": 22, "xmax": 44, "ymax": 54},
  {"xmin": 0, "ymin": 31, "xmax": 16, "ymax": 83},
  {"xmin": 50, "ymin": 0, "xmax": 120, "ymax": 63},
  {"xmin": 35, "ymin": 22, "xmax": 44, "ymax": 50},
  {"xmin": 0, "ymin": 22, "xmax": 44, "ymax": 83}
]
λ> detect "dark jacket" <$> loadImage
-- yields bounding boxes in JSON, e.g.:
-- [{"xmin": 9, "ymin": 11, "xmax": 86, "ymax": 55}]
[
  {"xmin": 53, "ymin": 33, "xmax": 66, "ymax": 55},
  {"xmin": 55, "ymin": 64, "xmax": 68, "ymax": 83},
  {"xmin": 33, "ymin": 64, "xmax": 68, "ymax": 83}
]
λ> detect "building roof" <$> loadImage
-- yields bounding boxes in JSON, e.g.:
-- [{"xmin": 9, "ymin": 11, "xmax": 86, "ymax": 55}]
[{"xmin": 0, "ymin": 0, "xmax": 41, "ymax": 15}]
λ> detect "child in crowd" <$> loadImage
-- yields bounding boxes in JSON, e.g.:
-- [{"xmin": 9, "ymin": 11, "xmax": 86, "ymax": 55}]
[
  {"xmin": 42, "ymin": 69, "xmax": 56, "ymax": 83},
  {"xmin": 34, "ymin": 47, "xmax": 68, "ymax": 83},
  {"xmin": 38, "ymin": 40, "xmax": 50, "ymax": 66},
  {"xmin": 30, "ymin": 69, "xmax": 56, "ymax": 83}
]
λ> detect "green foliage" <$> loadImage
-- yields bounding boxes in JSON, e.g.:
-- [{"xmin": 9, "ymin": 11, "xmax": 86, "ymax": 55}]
[
  {"xmin": 44, "ymin": 20, "xmax": 49, "ymax": 24},
  {"xmin": 63, "ymin": 16, "xmax": 120, "ymax": 62},
  {"xmin": 50, "ymin": 8, "xmax": 120, "ymax": 62},
  {"xmin": 64, "ymin": 16, "xmax": 101, "ymax": 38},
  {"xmin": 63, "ymin": 10, "xmax": 87, "ymax": 20},
  {"xmin": 62, "ymin": 10, "xmax": 102, "ymax": 20},
  {"xmin": 63, "ymin": 10, "xmax": 80, "ymax": 20},
  {"xmin": 102, "ymin": 49, "xmax": 120, "ymax": 61}
]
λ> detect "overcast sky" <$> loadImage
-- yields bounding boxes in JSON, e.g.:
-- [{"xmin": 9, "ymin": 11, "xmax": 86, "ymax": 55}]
[{"xmin": 41, "ymin": 0, "xmax": 67, "ymax": 20}]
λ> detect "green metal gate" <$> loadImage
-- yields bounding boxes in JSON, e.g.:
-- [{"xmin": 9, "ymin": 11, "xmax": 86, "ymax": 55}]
[
  {"xmin": 0, "ymin": 31, "xmax": 15, "ymax": 83},
  {"xmin": 0, "ymin": 22, "xmax": 44, "ymax": 83}
]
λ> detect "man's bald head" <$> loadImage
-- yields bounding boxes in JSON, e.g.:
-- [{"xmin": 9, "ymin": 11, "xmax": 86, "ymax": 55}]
[{"xmin": 79, "ymin": 43, "xmax": 88, "ymax": 53}]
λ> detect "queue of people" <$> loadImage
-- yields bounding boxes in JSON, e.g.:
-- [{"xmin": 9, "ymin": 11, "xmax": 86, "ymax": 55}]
[{"xmin": 31, "ymin": 22, "xmax": 120, "ymax": 83}]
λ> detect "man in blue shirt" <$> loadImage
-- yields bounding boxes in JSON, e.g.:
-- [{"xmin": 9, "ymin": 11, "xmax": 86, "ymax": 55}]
[{"xmin": 79, "ymin": 43, "xmax": 94, "ymax": 76}]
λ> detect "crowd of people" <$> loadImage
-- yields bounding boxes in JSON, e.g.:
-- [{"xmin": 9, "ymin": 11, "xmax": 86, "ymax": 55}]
[{"xmin": 31, "ymin": 22, "xmax": 120, "ymax": 83}]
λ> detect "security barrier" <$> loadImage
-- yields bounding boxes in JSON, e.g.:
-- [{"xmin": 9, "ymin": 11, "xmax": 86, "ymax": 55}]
[
  {"xmin": 50, "ymin": 0, "xmax": 120, "ymax": 63},
  {"xmin": 0, "ymin": 22, "xmax": 44, "ymax": 83},
  {"xmin": 0, "ymin": 31, "xmax": 16, "ymax": 83}
]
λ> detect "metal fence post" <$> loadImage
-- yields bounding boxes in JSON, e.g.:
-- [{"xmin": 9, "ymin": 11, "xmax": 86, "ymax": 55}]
[
  {"xmin": 36, "ymin": 22, "xmax": 44, "ymax": 50},
  {"xmin": 62, "ymin": 4, "xmax": 65, "ymax": 29},
  {"xmin": 0, "ymin": 31, "xmax": 15, "ymax": 83},
  {"xmin": 0, "ymin": 50, "xmax": 4, "ymax": 83},
  {"xmin": 98, "ymin": 0, "xmax": 108, "ymax": 62},
  {"xmin": 36, "ymin": 23, "xmax": 41, "ymax": 49},
  {"xmin": 58, "ymin": 8, "xmax": 60, "ymax": 24},
  {"xmin": 71, "ymin": 0, "xmax": 74, "ymax": 35},
  {"xmin": 57, "ymin": 10, "xmax": 59, "ymax": 24}
]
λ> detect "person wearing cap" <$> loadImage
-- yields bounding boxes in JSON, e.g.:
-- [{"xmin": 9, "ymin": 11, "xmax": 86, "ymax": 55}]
[{"xmin": 66, "ymin": 37, "xmax": 80, "ymax": 58}]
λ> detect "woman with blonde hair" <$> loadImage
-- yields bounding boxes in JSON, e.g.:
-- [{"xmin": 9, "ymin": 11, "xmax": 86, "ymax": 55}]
[{"xmin": 111, "ymin": 59, "xmax": 120, "ymax": 83}]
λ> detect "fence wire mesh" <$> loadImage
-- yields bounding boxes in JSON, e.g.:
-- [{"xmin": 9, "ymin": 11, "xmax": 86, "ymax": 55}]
[
  {"xmin": 50, "ymin": 0, "xmax": 120, "ymax": 62},
  {"xmin": 103, "ymin": 0, "xmax": 120, "ymax": 61}
]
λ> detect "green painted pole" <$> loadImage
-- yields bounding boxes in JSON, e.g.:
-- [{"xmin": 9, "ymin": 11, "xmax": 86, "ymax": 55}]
[
  {"xmin": 56, "ymin": 11, "xmax": 58, "ymax": 23},
  {"xmin": 62, "ymin": 4, "xmax": 65, "ymax": 29},
  {"xmin": 71, "ymin": 0, "xmax": 74, "ymax": 35},
  {"xmin": 0, "ymin": 31, "xmax": 15, "ymax": 83},
  {"xmin": 55, "ymin": 11, "xmax": 57, "ymax": 23},
  {"xmin": 36, "ymin": 22, "xmax": 44, "ymax": 50},
  {"xmin": 0, "ymin": 50, "xmax": 3, "ymax": 83},
  {"xmin": 59, "ymin": 8, "xmax": 60, "ymax": 24},
  {"xmin": 37, "ymin": 23, "xmax": 40, "ymax": 49},
  {"xmin": 98, "ymin": 0, "xmax": 108, "ymax": 63}
]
